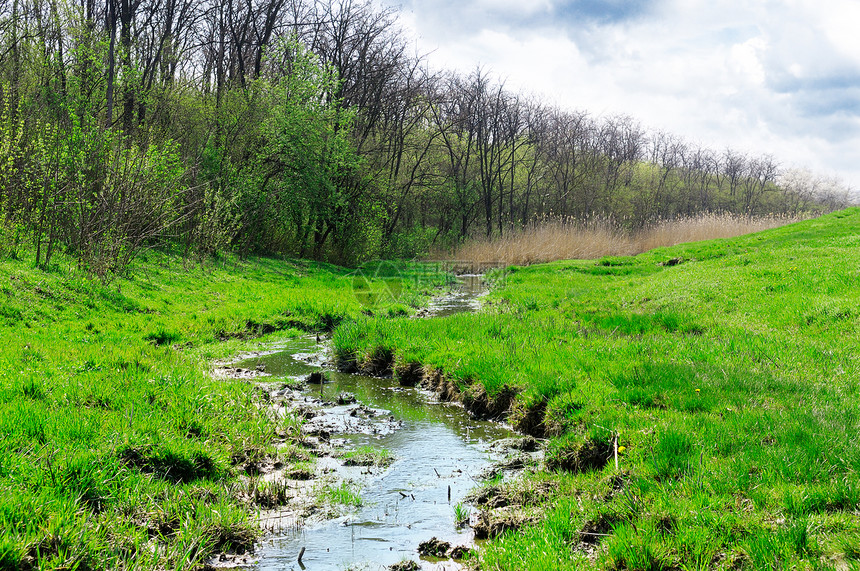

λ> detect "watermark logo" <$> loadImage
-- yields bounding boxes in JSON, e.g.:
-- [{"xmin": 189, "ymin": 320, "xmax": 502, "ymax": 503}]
[
  {"xmin": 350, "ymin": 260, "xmax": 510, "ymax": 308},
  {"xmin": 351, "ymin": 261, "xmax": 405, "ymax": 308}
]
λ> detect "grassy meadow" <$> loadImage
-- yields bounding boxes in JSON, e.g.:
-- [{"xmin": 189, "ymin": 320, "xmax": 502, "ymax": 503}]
[
  {"xmin": 334, "ymin": 208, "xmax": 860, "ymax": 569},
  {"xmin": 2, "ymin": 207, "xmax": 858, "ymax": 570},
  {"xmin": 0, "ymin": 250, "xmax": 437, "ymax": 570}
]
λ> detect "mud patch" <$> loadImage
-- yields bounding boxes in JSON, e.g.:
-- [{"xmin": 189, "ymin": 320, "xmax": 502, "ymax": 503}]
[
  {"xmin": 358, "ymin": 346, "xmax": 394, "ymax": 377},
  {"xmin": 465, "ymin": 479, "xmax": 555, "ymax": 510},
  {"xmin": 297, "ymin": 399, "xmax": 402, "ymax": 437},
  {"xmin": 546, "ymin": 436, "xmax": 612, "ymax": 473},
  {"xmin": 449, "ymin": 545, "xmax": 472, "ymax": 560},
  {"xmin": 472, "ymin": 506, "xmax": 540, "ymax": 539},
  {"xmin": 417, "ymin": 366, "xmax": 518, "ymax": 422},
  {"xmin": 306, "ymin": 371, "xmax": 326, "ymax": 384},
  {"xmin": 490, "ymin": 436, "xmax": 540, "ymax": 453},
  {"xmin": 394, "ymin": 361, "xmax": 423, "ymax": 387},
  {"xmin": 217, "ymin": 334, "xmax": 527, "ymax": 570},
  {"xmin": 214, "ymin": 366, "xmax": 269, "ymax": 380},
  {"xmin": 460, "ymin": 383, "xmax": 518, "ymax": 421},
  {"xmin": 338, "ymin": 446, "xmax": 394, "ymax": 468},
  {"xmin": 415, "ymin": 537, "xmax": 473, "ymax": 561},
  {"xmin": 420, "ymin": 367, "xmax": 461, "ymax": 403},
  {"xmin": 203, "ymin": 552, "xmax": 258, "ymax": 569},
  {"xmin": 417, "ymin": 536, "xmax": 451, "ymax": 557},
  {"xmin": 478, "ymin": 452, "xmax": 536, "ymax": 480},
  {"xmin": 508, "ymin": 397, "xmax": 548, "ymax": 437}
]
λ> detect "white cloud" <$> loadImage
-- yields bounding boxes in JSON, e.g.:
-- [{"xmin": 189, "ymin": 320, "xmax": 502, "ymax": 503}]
[
  {"xmin": 730, "ymin": 37, "xmax": 768, "ymax": 87},
  {"xmin": 473, "ymin": 0, "xmax": 552, "ymax": 15},
  {"xmin": 387, "ymin": 0, "xmax": 860, "ymax": 191}
]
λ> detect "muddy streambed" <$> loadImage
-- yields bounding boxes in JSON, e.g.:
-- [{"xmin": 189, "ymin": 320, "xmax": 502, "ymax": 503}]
[
  {"xmin": 419, "ymin": 274, "xmax": 484, "ymax": 318},
  {"xmin": 231, "ymin": 277, "xmax": 525, "ymax": 570}
]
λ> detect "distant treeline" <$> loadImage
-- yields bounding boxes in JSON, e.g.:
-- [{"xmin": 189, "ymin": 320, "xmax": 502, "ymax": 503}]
[{"xmin": 0, "ymin": 0, "xmax": 852, "ymax": 275}]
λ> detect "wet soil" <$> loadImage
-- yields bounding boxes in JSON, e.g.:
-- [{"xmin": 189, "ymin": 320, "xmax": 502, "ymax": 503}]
[
  {"xmin": 412, "ymin": 274, "xmax": 486, "ymax": 318},
  {"xmin": 208, "ymin": 276, "xmax": 542, "ymax": 570},
  {"xmin": 220, "ymin": 337, "xmax": 540, "ymax": 570}
]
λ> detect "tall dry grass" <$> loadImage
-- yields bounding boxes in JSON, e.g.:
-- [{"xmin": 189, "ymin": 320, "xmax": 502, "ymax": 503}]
[{"xmin": 446, "ymin": 213, "xmax": 807, "ymax": 266}]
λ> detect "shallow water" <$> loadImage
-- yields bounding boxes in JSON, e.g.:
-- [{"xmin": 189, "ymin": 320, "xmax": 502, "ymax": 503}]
[
  {"xmin": 425, "ymin": 274, "xmax": 486, "ymax": 317},
  {"xmin": 237, "ymin": 277, "xmax": 511, "ymax": 570}
]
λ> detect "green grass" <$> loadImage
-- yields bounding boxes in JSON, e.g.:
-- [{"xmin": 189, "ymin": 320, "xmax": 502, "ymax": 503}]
[
  {"xmin": 332, "ymin": 207, "xmax": 860, "ymax": 569},
  {"xmin": 453, "ymin": 502, "xmax": 471, "ymax": 526},
  {"xmin": 341, "ymin": 446, "xmax": 394, "ymax": 467},
  {"xmin": 319, "ymin": 481, "xmax": 363, "ymax": 507},
  {"xmin": 0, "ymin": 248, "xmax": 440, "ymax": 570}
]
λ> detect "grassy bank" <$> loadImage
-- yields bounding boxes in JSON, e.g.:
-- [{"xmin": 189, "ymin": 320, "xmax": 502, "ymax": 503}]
[
  {"xmin": 334, "ymin": 208, "xmax": 860, "ymax": 569},
  {"xmin": 0, "ymin": 250, "xmax": 436, "ymax": 570}
]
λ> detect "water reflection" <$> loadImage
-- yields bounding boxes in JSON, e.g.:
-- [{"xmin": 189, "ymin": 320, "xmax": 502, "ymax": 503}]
[
  {"xmin": 238, "ymin": 334, "xmax": 511, "ymax": 569},
  {"xmin": 234, "ymin": 280, "xmax": 509, "ymax": 570},
  {"xmin": 426, "ymin": 275, "xmax": 486, "ymax": 318}
]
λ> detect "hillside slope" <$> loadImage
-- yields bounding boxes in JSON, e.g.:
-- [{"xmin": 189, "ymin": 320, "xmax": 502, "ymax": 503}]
[
  {"xmin": 334, "ymin": 207, "xmax": 860, "ymax": 569},
  {"xmin": 0, "ymin": 252, "xmax": 429, "ymax": 569}
]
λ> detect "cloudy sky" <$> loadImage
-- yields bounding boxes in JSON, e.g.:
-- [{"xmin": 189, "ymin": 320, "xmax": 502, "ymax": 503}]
[{"xmin": 382, "ymin": 0, "xmax": 860, "ymax": 192}]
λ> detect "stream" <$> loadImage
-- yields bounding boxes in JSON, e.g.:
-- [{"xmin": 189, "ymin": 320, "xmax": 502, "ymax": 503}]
[
  {"xmin": 234, "ymin": 276, "xmax": 518, "ymax": 571},
  {"xmin": 422, "ymin": 274, "xmax": 484, "ymax": 317}
]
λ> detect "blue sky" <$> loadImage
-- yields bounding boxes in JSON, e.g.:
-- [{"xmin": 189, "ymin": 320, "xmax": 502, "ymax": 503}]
[{"xmin": 383, "ymin": 0, "xmax": 860, "ymax": 193}]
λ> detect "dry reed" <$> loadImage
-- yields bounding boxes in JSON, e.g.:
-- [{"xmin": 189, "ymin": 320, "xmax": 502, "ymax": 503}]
[{"xmin": 447, "ymin": 213, "xmax": 806, "ymax": 267}]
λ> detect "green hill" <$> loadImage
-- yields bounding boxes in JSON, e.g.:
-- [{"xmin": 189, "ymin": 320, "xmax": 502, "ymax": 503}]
[
  {"xmin": 334, "ymin": 207, "xmax": 860, "ymax": 569},
  {"xmin": 0, "ymin": 251, "xmax": 429, "ymax": 569},
  {"xmin": 2, "ymin": 208, "xmax": 857, "ymax": 569}
]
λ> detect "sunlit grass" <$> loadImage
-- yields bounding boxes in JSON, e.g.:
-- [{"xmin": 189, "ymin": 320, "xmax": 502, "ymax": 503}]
[
  {"xmin": 341, "ymin": 446, "xmax": 394, "ymax": 467},
  {"xmin": 319, "ymin": 481, "xmax": 362, "ymax": 507},
  {"xmin": 0, "ymin": 247, "xmax": 431, "ymax": 569},
  {"xmin": 334, "ymin": 208, "xmax": 860, "ymax": 569}
]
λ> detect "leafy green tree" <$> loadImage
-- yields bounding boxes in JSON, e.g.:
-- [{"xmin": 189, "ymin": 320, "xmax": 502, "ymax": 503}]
[{"xmin": 245, "ymin": 38, "xmax": 369, "ymax": 260}]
